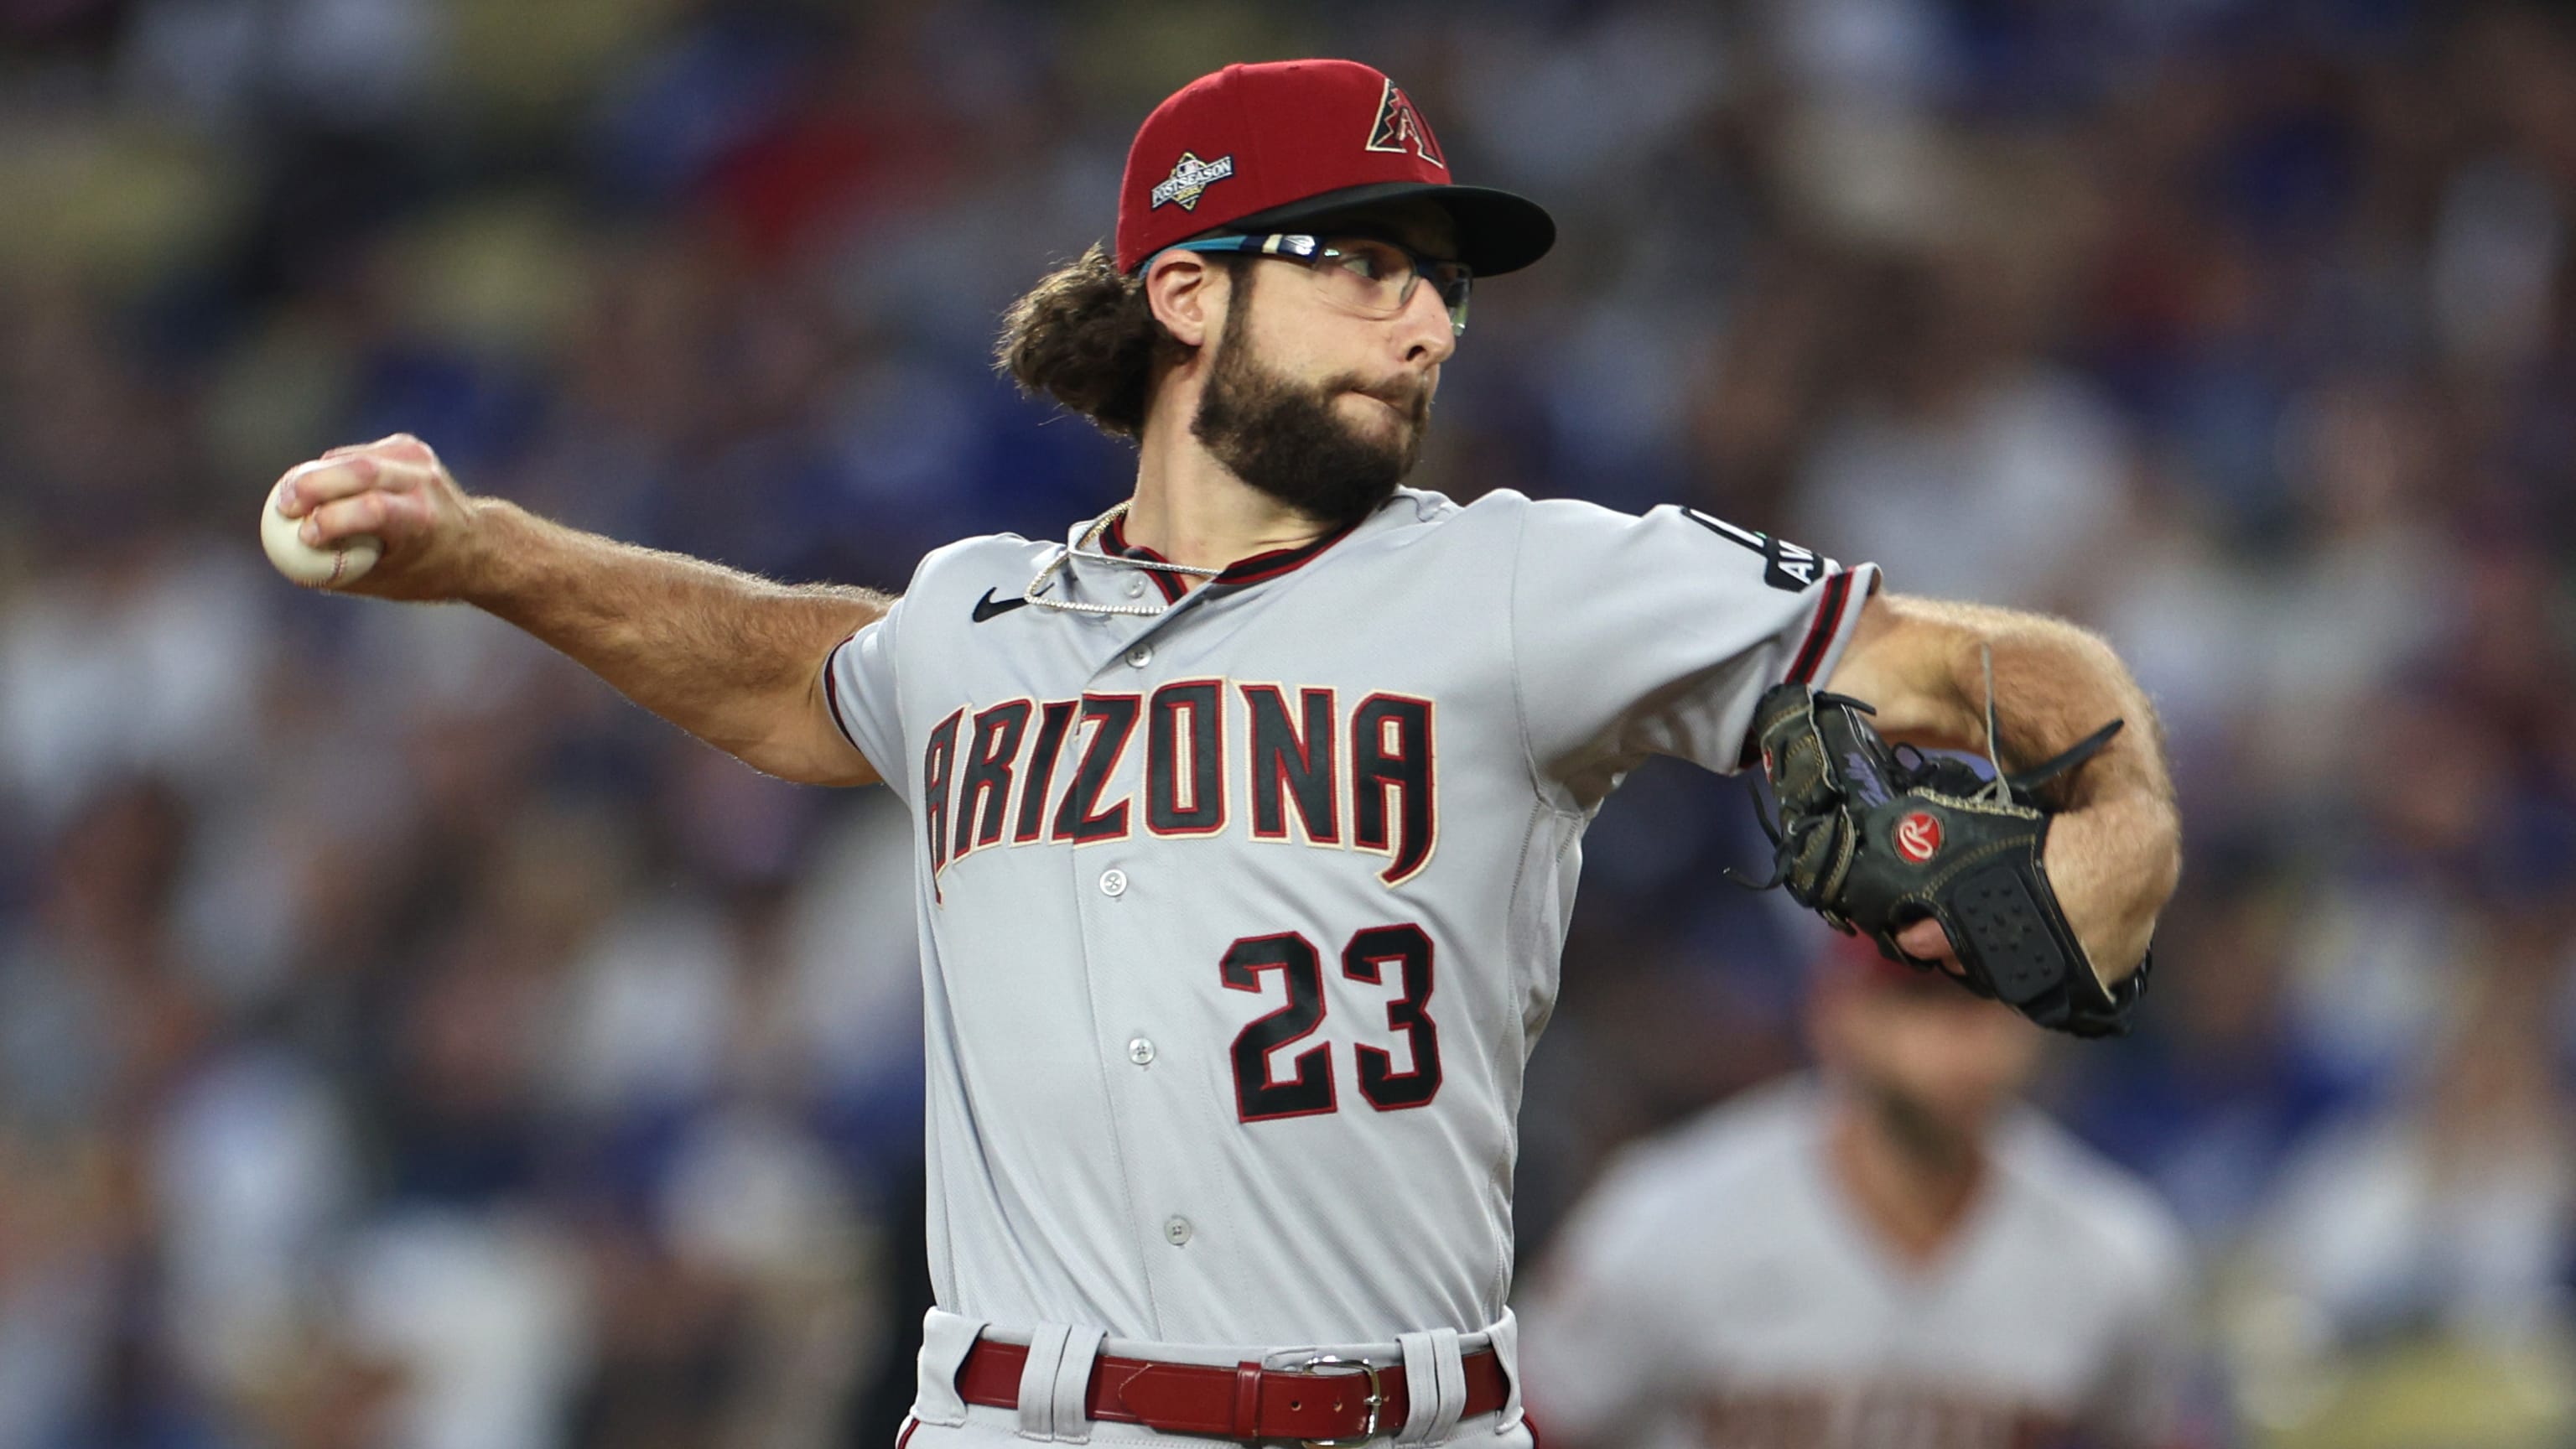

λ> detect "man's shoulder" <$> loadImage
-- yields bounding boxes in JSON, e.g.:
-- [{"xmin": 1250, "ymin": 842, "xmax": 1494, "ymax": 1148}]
[
  {"xmin": 1994, "ymin": 1109, "xmax": 2192, "ymax": 1284},
  {"xmin": 1436, "ymin": 490, "xmax": 1812, "ymax": 573},
  {"xmin": 909, "ymin": 531, "xmax": 1058, "ymax": 589},
  {"xmin": 1587, "ymin": 1078, "xmax": 1826, "ymax": 1223},
  {"xmin": 1380, "ymin": 486, "xmax": 1575, "ymax": 534},
  {"xmin": 889, "ymin": 532, "xmax": 1061, "ymax": 621},
  {"xmin": 1336, "ymin": 488, "xmax": 1551, "ymax": 576},
  {"xmin": 1387, "ymin": 487, "xmax": 1651, "ymax": 537}
]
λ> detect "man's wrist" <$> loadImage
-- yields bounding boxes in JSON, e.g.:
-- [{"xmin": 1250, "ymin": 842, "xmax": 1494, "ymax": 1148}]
[
  {"xmin": 2046, "ymin": 799, "xmax": 2175, "ymax": 983},
  {"xmin": 454, "ymin": 496, "xmax": 539, "ymax": 610}
]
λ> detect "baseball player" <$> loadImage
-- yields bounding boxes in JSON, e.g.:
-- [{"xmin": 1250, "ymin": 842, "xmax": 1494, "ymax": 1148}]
[
  {"xmin": 1519, "ymin": 937, "xmax": 2199, "ymax": 1449},
  {"xmin": 267, "ymin": 60, "xmax": 2180, "ymax": 1448}
]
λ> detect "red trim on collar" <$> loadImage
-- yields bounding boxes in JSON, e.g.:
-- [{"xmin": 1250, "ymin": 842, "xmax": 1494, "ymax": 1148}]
[
  {"xmin": 1213, "ymin": 521, "xmax": 1357, "ymax": 584},
  {"xmin": 1100, "ymin": 517, "xmax": 1187, "ymax": 603},
  {"xmin": 1098, "ymin": 514, "xmax": 1357, "ymax": 591}
]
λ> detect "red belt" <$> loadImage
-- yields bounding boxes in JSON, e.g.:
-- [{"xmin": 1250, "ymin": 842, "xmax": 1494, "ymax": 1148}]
[{"xmin": 957, "ymin": 1337, "xmax": 1509, "ymax": 1444}]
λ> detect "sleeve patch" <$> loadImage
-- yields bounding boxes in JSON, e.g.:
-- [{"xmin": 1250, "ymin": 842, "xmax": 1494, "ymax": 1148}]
[{"xmin": 1684, "ymin": 508, "xmax": 1834, "ymax": 592}]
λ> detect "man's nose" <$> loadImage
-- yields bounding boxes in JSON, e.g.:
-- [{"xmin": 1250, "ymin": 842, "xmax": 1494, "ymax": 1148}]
[{"xmin": 1394, "ymin": 279, "xmax": 1457, "ymax": 367}]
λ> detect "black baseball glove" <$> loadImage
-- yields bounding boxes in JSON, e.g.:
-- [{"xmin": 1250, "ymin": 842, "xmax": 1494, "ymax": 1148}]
[{"xmin": 1738, "ymin": 681, "xmax": 2149, "ymax": 1038}]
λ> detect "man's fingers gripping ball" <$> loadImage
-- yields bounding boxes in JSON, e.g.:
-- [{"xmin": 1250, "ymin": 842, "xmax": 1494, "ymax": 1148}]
[
  {"xmin": 259, "ymin": 439, "xmax": 451, "ymax": 591},
  {"xmin": 262, "ymin": 469, "xmax": 382, "ymax": 588}
]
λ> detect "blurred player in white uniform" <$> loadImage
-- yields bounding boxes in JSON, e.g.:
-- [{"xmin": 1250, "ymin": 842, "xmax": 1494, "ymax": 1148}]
[{"xmin": 1520, "ymin": 938, "xmax": 2198, "ymax": 1449}]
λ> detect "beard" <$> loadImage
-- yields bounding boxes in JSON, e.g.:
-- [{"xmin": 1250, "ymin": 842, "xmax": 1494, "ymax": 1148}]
[
  {"xmin": 1190, "ymin": 278, "xmax": 1430, "ymax": 530},
  {"xmin": 1856, "ymin": 1072, "xmax": 1981, "ymax": 1178}
]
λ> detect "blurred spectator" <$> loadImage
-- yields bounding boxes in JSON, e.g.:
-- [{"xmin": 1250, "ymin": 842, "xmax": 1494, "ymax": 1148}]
[
  {"xmin": 1793, "ymin": 251, "xmax": 2132, "ymax": 608},
  {"xmin": 2223, "ymin": 922, "xmax": 2576, "ymax": 1448}
]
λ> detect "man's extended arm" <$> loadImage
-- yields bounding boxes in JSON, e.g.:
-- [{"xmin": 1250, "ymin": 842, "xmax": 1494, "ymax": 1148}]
[
  {"xmin": 1824, "ymin": 592, "xmax": 2179, "ymax": 982},
  {"xmin": 276, "ymin": 435, "xmax": 886, "ymax": 787}
]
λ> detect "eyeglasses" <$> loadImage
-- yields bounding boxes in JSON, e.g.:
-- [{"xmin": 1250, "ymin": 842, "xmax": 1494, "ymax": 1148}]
[{"xmin": 1155, "ymin": 232, "xmax": 1474, "ymax": 337}]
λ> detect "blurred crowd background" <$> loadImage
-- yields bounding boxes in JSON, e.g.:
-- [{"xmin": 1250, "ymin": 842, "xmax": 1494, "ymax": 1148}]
[{"xmin": 4, "ymin": 0, "xmax": 2575, "ymax": 1445}]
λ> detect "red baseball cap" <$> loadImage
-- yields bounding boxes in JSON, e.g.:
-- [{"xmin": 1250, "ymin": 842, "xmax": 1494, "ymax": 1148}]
[
  {"xmin": 1114, "ymin": 60, "xmax": 1555, "ymax": 278},
  {"xmin": 1812, "ymin": 928, "xmax": 1947, "ymax": 994}
]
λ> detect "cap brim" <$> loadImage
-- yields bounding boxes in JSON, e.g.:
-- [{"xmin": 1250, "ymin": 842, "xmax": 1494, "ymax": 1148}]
[{"xmin": 1222, "ymin": 181, "xmax": 1556, "ymax": 277}]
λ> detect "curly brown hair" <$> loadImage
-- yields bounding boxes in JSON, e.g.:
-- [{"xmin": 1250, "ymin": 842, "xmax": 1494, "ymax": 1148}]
[{"xmin": 994, "ymin": 242, "xmax": 1243, "ymax": 439}]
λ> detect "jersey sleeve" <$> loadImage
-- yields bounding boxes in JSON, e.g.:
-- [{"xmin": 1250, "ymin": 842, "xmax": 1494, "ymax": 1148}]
[
  {"xmin": 823, "ymin": 594, "xmax": 911, "ymax": 807},
  {"xmin": 1509, "ymin": 499, "xmax": 1879, "ymax": 798}
]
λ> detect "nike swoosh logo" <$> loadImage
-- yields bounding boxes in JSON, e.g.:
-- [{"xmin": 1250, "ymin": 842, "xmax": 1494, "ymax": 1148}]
[{"xmin": 972, "ymin": 589, "xmax": 1031, "ymax": 622}]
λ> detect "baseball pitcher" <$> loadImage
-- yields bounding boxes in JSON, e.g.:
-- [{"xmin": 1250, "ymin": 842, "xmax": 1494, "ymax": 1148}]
[
  {"xmin": 1519, "ymin": 939, "xmax": 2199, "ymax": 1449},
  {"xmin": 265, "ymin": 60, "xmax": 2180, "ymax": 1448}
]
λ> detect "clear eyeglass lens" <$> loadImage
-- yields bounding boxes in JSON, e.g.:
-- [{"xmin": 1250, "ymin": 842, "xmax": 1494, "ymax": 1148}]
[
  {"xmin": 1313, "ymin": 240, "xmax": 1472, "ymax": 334},
  {"xmin": 1432, "ymin": 263, "xmax": 1472, "ymax": 334},
  {"xmin": 1316, "ymin": 241, "xmax": 1414, "ymax": 313}
]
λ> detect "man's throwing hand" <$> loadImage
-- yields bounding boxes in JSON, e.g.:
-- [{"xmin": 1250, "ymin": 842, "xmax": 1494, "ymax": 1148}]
[{"xmin": 265, "ymin": 435, "xmax": 486, "ymax": 601}]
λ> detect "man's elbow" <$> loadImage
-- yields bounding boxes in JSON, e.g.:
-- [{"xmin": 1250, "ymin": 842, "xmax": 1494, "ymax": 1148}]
[
  {"xmin": 1822, "ymin": 593, "xmax": 1981, "ymax": 747},
  {"xmin": 725, "ymin": 685, "xmax": 885, "ymax": 787},
  {"xmin": 736, "ymin": 731, "xmax": 884, "ymax": 787}
]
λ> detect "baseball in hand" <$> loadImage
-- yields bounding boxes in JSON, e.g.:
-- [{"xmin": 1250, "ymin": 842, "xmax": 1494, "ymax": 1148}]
[{"xmin": 260, "ymin": 475, "xmax": 380, "ymax": 588}]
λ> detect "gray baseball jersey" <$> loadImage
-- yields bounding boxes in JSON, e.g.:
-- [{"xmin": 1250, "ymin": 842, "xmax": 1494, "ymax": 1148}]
[
  {"xmin": 824, "ymin": 487, "xmax": 1876, "ymax": 1352},
  {"xmin": 1518, "ymin": 1078, "xmax": 2196, "ymax": 1449}
]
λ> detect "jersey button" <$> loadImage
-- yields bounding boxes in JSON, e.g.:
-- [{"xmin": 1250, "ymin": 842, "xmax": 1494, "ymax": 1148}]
[
  {"xmin": 1098, "ymin": 869, "xmax": 1128, "ymax": 898},
  {"xmin": 1125, "ymin": 644, "xmax": 1152, "ymax": 667},
  {"xmin": 1127, "ymin": 1037, "xmax": 1156, "ymax": 1066},
  {"xmin": 1164, "ymin": 1217, "xmax": 1192, "ymax": 1246},
  {"xmin": 1126, "ymin": 578, "xmax": 1146, "ymax": 598}
]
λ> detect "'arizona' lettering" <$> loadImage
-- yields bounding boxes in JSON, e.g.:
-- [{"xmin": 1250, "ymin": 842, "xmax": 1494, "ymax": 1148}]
[{"xmin": 922, "ymin": 681, "xmax": 1434, "ymax": 889}]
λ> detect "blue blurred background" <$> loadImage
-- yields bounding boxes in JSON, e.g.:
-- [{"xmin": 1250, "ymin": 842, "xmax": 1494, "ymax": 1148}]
[{"xmin": 3, "ymin": 1, "xmax": 2574, "ymax": 1445}]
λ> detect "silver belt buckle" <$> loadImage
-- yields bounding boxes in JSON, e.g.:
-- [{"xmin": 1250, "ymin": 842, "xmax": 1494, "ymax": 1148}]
[{"xmin": 1293, "ymin": 1353, "xmax": 1385, "ymax": 1447}]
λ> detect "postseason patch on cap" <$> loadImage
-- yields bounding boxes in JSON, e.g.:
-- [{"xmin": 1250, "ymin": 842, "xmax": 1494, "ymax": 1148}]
[{"xmin": 1150, "ymin": 152, "xmax": 1235, "ymax": 211}]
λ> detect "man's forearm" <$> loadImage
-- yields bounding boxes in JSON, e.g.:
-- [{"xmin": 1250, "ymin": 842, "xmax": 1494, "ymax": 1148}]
[
  {"xmin": 270, "ymin": 435, "xmax": 890, "ymax": 784},
  {"xmin": 1947, "ymin": 601, "xmax": 2179, "ymax": 975},
  {"xmin": 1831, "ymin": 595, "xmax": 2180, "ymax": 976},
  {"xmin": 1902, "ymin": 600, "xmax": 2166, "ymax": 803},
  {"xmin": 462, "ymin": 499, "xmax": 889, "ymax": 782}
]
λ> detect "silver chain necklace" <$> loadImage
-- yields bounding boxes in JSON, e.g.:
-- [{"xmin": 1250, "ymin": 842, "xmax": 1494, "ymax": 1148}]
[{"xmin": 1022, "ymin": 501, "xmax": 1220, "ymax": 617}]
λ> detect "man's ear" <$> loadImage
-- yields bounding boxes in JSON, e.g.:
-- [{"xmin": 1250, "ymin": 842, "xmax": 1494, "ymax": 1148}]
[{"xmin": 1145, "ymin": 252, "xmax": 1227, "ymax": 349}]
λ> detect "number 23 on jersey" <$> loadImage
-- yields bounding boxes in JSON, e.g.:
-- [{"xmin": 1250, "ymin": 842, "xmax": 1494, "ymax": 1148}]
[{"xmin": 1223, "ymin": 922, "xmax": 1441, "ymax": 1123}]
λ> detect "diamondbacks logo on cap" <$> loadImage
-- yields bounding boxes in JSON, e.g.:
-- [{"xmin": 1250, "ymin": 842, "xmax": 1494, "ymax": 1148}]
[
  {"xmin": 1150, "ymin": 152, "xmax": 1235, "ymax": 211},
  {"xmin": 1363, "ymin": 79, "xmax": 1445, "ymax": 169}
]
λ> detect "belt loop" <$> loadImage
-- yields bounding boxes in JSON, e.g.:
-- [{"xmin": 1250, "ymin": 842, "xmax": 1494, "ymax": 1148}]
[
  {"xmin": 1426, "ymin": 1328, "xmax": 1467, "ymax": 1442},
  {"xmin": 1049, "ymin": 1327, "xmax": 1105, "ymax": 1443},
  {"xmin": 1394, "ymin": 1332, "xmax": 1434, "ymax": 1443},
  {"xmin": 1488, "ymin": 1309, "xmax": 1525, "ymax": 1433},
  {"xmin": 913, "ymin": 1308, "xmax": 985, "ymax": 1428},
  {"xmin": 1395, "ymin": 1329, "xmax": 1467, "ymax": 1442},
  {"xmin": 1016, "ymin": 1324, "xmax": 1074, "ymax": 1441},
  {"xmin": 1232, "ymin": 1360, "xmax": 1264, "ymax": 1440}
]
